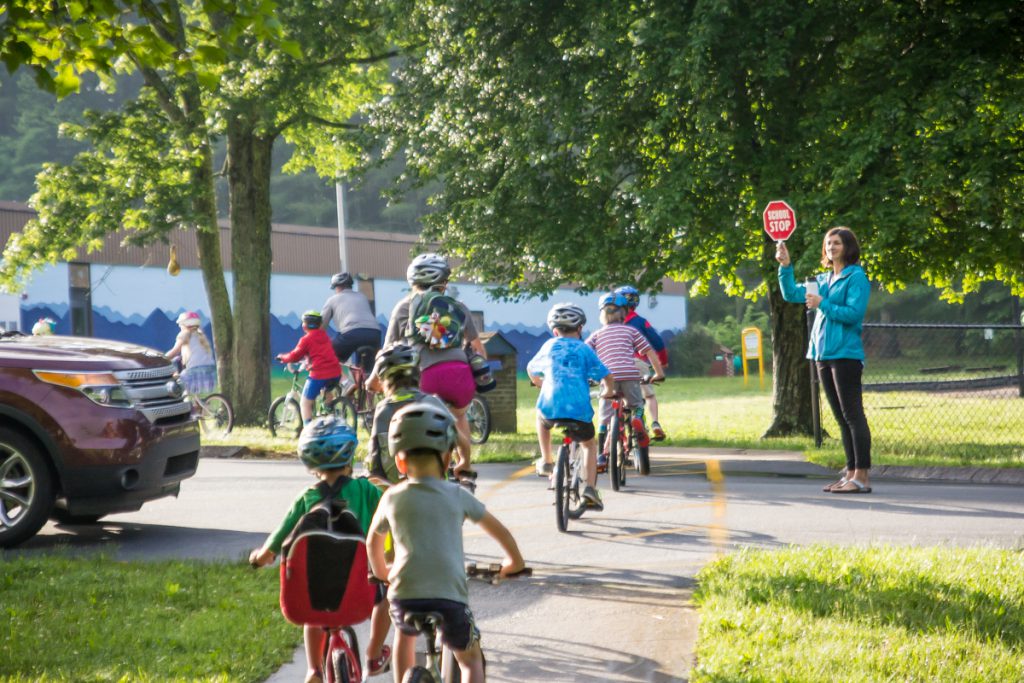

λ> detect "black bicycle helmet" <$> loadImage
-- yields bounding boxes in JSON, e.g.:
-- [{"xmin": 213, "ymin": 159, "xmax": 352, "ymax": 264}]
[
  {"xmin": 302, "ymin": 310, "xmax": 323, "ymax": 328},
  {"xmin": 373, "ymin": 343, "xmax": 420, "ymax": 381},
  {"xmin": 546, "ymin": 303, "xmax": 587, "ymax": 331},
  {"xmin": 388, "ymin": 402, "xmax": 457, "ymax": 456},
  {"xmin": 330, "ymin": 272, "xmax": 354, "ymax": 289},
  {"xmin": 406, "ymin": 253, "xmax": 451, "ymax": 287},
  {"xmin": 298, "ymin": 416, "xmax": 358, "ymax": 469}
]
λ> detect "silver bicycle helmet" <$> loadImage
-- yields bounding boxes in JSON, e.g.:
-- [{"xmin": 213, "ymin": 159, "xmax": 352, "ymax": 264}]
[
  {"xmin": 298, "ymin": 416, "xmax": 358, "ymax": 469},
  {"xmin": 388, "ymin": 402, "xmax": 457, "ymax": 456},
  {"xmin": 406, "ymin": 253, "xmax": 451, "ymax": 287},
  {"xmin": 373, "ymin": 343, "xmax": 420, "ymax": 381},
  {"xmin": 330, "ymin": 272, "xmax": 354, "ymax": 289},
  {"xmin": 546, "ymin": 303, "xmax": 587, "ymax": 331}
]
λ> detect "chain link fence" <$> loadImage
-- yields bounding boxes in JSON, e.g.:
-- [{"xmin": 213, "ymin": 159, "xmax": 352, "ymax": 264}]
[{"xmin": 816, "ymin": 323, "xmax": 1024, "ymax": 465}]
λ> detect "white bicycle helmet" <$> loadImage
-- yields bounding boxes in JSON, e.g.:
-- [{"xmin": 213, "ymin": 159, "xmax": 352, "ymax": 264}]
[
  {"xmin": 406, "ymin": 253, "xmax": 451, "ymax": 287},
  {"xmin": 546, "ymin": 303, "xmax": 587, "ymax": 331}
]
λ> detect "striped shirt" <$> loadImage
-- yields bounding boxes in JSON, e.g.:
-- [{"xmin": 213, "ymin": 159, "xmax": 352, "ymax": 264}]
[{"xmin": 585, "ymin": 324, "xmax": 651, "ymax": 381}]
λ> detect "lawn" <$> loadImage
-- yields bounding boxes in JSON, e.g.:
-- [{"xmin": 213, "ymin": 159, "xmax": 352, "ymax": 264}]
[
  {"xmin": 205, "ymin": 371, "xmax": 1024, "ymax": 469},
  {"xmin": 0, "ymin": 555, "xmax": 298, "ymax": 682},
  {"xmin": 692, "ymin": 545, "xmax": 1024, "ymax": 682}
]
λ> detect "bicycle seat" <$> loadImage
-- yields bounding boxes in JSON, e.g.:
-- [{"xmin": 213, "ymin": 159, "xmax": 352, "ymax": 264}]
[{"xmin": 403, "ymin": 611, "xmax": 445, "ymax": 633}]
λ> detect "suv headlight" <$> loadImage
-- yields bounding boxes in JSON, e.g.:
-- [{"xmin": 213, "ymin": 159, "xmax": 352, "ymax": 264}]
[{"xmin": 34, "ymin": 371, "xmax": 133, "ymax": 408}]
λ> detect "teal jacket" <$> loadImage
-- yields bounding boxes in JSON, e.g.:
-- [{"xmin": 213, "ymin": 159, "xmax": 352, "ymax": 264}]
[{"xmin": 778, "ymin": 264, "xmax": 870, "ymax": 361}]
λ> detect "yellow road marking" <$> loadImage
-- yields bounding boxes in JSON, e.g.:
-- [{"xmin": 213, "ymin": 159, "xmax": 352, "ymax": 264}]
[{"xmin": 476, "ymin": 464, "xmax": 535, "ymax": 503}]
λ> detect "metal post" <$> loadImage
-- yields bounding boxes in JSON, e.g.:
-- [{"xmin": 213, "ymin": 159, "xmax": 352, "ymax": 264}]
[
  {"xmin": 807, "ymin": 309, "xmax": 822, "ymax": 446},
  {"xmin": 1014, "ymin": 297, "xmax": 1023, "ymax": 398},
  {"xmin": 335, "ymin": 180, "xmax": 348, "ymax": 272}
]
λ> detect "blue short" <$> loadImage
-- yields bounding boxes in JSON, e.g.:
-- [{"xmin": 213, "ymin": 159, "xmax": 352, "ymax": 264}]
[
  {"xmin": 390, "ymin": 598, "xmax": 479, "ymax": 652},
  {"xmin": 302, "ymin": 376, "xmax": 340, "ymax": 400}
]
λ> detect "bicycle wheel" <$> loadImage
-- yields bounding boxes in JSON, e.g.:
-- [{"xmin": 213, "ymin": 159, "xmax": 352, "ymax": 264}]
[
  {"xmin": 402, "ymin": 666, "xmax": 436, "ymax": 683},
  {"xmin": 635, "ymin": 442, "xmax": 651, "ymax": 476},
  {"xmin": 609, "ymin": 414, "xmax": 622, "ymax": 491},
  {"xmin": 327, "ymin": 395, "xmax": 358, "ymax": 431},
  {"xmin": 359, "ymin": 389, "xmax": 377, "ymax": 434},
  {"xmin": 555, "ymin": 444, "xmax": 570, "ymax": 532},
  {"xmin": 465, "ymin": 395, "xmax": 491, "ymax": 445},
  {"xmin": 197, "ymin": 393, "xmax": 234, "ymax": 438},
  {"xmin": 567, "ymin": 443, "xmax": 587, "ymax": 520},
  {"xmin": 268, "ymin": 396, "xmax": 302, "ymax": 437}
]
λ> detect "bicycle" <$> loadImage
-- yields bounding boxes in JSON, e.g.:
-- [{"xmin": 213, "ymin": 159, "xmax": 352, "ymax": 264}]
[
  {"xmin": 341, "ymin": 345, "xmax": 378, "ymax": 434},
  {"xmin": 268, "ymin": 362, "xmax": 357, "ymax": 437},
  {"xmin": 190, "ymin": 391, "xmax": 234, "ymax": 438},
  {"xmin": 606, "ymin": 376, "xmax": 662, "ymax": 490},
  {"xmin": 315, "ymin": 623, "xmax": 362, "ymax": 683},
  {"xmin": 465, "ymin": 395, "xmax": 491, "ymax": 445},
  {"xmin": 401, "ymin": 564, "xmax": 531, "ymax": 682},
  {"xmin": 552, "ymin": 424, "xmax": 589, "ymax": 532}
]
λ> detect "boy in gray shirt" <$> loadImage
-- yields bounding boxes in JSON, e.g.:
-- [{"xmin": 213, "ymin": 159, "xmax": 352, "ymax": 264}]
[{"xmin": 367, "ymin": 402, "xmax": 524, "ymax": 683}]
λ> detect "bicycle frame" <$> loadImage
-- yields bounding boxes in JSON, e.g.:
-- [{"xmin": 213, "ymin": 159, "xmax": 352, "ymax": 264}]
[{"xmin": 319, "ymin": 625, "xmax": 361, "ymax": 683}]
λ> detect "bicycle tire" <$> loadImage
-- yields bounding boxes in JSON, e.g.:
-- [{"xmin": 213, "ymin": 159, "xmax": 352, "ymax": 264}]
[
  {"xmin": 403, "ymin": 666, "xmax": 437, "ymax": 683},
  {"xmin": 359, "ymin": 389, "xmax": 377, "ymax": 434},
  {"xmin": 441, "ymin": 643, "xmax": 461, "ymax": 683},
  {"xmin": 268, "ymin": 396, "xmax": 302, "ymax": 437},
  {"xmin": 618, "ymin": 422, "xmax": 629, "ymax": 489},
  {"xmin": 567, "ymin": 442, "xmax": 587, "ymax": 520},
  {"xmin": 555, "ymin": 444, "xmax": 570, "ymax": 532},
  {"xmin": 466, "ymin": 395, "xmax": 491, "ymax": 445},
  {"xmin": 635, "ymin": 444, "xmax": 651, "ymax": 476},
  {"xmin": 329, "ymin": 647, "xmax": 351, "ymax": 683},
  {"xmin": 609, "ymin": 414, "xmax": 622, "ymax": 491},
  {"xmin": 197, "ymin": 393, "xmax": 234, "ymax": 437},
  {"xmin": 327, "ymin": 396, "xmax": 358, "ymax": 431}
]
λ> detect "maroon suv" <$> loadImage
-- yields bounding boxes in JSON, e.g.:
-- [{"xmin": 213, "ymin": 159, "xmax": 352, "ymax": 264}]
[{"xmin": 0, "ymin": 333, "xmax": 200, "ymax": 547}]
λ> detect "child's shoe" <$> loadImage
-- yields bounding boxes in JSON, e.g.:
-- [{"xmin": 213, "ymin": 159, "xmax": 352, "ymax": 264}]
[
  {"xmin": 596, "ymin": 454, "xmax": 609, "ymax": 473},
  {"xmin": 632, "ymin": 417, "xmax": 650, "ymax": 448},
  {"xmin": 367, "ymin": 644, "xmax": 392, "ymax": 676},
  {"xmin": 535, "ymin": 458, "xmax": 554, "ymax": 477},
  {"xmin": 582, "ymin": 485, "xmax": 604, "ymax": 511},
  {"xmin": 651, "ymin": 421, "xmax": 666, "ymax": 441}
]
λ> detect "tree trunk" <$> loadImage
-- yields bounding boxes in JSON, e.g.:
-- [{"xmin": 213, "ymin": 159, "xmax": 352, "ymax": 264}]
[
  {"xmin": 763, "ymin": 281, "xmax": 815, "ymax": 437},
  {"xmin": 226, "ymin": 119, "xmax": 273, "ymax": 425}
]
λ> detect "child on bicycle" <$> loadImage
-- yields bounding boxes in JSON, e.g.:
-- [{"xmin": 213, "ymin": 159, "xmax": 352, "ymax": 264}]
[
  {"xmin": 527, "ymin": 303, "xmax": 614, "ymax": 510},
  {"xmin": 277, "ymin": 310, "xmax": 343, "ymax": 424},
  {"xmin": 367, "ymin": 402, "xmax": 525, "ymax": 683},
  {"xmin": 586, "ymin": 293, "xmax": 666, "ymax": 470},
  {"xmin": 365, "ymin": 342, "xmax": 451, "ymax": 486},
  {"xmin": 614, "ymin": 285, "xmax": 670, "ymax": 440},
  {"xmin": 165, "ymin": 311, "xmax": 217, "ymax": 396},
  {"xmin": 249, "ymin": 417, "xmax": 392, "ymax": 683}
]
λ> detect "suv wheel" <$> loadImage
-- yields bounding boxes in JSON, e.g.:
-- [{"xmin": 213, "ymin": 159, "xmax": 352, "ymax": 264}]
[{"xmin": 0, "ymin": 428, "xmax": 55, "ymax": 548}]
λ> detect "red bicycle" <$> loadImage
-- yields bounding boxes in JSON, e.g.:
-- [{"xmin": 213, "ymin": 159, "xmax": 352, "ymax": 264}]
[
  {"xmin": 315, "ymin": 624, "xmax": 362, "ymax": 683},
  {"xmin": 606, "ymin": 377, "xmax": 662, "ymax": 490}
]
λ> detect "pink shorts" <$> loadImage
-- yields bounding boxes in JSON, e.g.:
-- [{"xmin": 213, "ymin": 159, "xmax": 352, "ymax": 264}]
[{"xmin": 420, "ymin": 361, "xmax": 476, "ymax": 409}]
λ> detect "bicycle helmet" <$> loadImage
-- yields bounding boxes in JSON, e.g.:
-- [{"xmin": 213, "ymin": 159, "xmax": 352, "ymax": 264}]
[
  {"xmin": 302, "ymin": 310, "xmax": 323, "ymax": 328},
  {"xmin": 298, "ymin": 416, "xmax": 359, "ymax": 470},
  {"xmin": 406, "ymin": 253, "xmax": 451, "ymax": 287},
  {"xmin": 614, "ymin": 285, "xmax": 641, "ymax": 309},
  {"xmin": 176, "ymin": 311, "xmax": 202, "ymax": 327},
  {"xmin": 598, "ymin": 293, "xmax": 628, "ymax": 309},
  {"xmin": 388, "ymin": 402, "xmax": 457, "ymax": 457},
  {"xmin": 31, "ymin": 318, "xmax": 57, "ymax": 335},
  {"xmin": 373, "ymin": 343, "xmax": 420, "ymax": 381},
  {"xmin": 330, "ymin": 272, "xmax": 354, "ymax": 289},
  {"xmin": 546, "ymin": 303, "xmax": 587, "ymax": 331}
]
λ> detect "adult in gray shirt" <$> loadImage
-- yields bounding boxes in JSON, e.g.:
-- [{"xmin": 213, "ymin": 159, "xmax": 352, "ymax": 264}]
[{"xmin": 322, "ymin": 271, "xmax": 381, "ymax": 369}]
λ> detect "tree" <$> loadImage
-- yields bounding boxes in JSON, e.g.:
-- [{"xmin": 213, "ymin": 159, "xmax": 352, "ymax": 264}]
[
  {"xmin": 0, "ymin": 0, "xmax": 396, "ymax": 423},
  {"xmin": 368, "ymin": 0, "xmax": 1024, "ymax": 437}
]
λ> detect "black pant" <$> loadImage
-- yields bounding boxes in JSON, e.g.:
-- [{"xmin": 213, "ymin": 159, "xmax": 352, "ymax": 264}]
[
  {"xmin": 817, "ymin": 359, "xmax": 871, "ymax": 471},
  {"xmin": 331, "ymin": 327, "xmax": 381, "ymax": 372}
]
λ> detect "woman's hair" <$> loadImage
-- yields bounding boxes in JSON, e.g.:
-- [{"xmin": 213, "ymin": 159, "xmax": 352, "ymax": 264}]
[
  {"xmin": 599, "ymin": 306, "xmax": 624, "ymax": 325},
  {"xmin": 821, "ymin": 226, "xmax": 861, "ymax": 268},
  {"xmin": 187, "ymin": 327, "xmax": 212, "ymax": 353}
]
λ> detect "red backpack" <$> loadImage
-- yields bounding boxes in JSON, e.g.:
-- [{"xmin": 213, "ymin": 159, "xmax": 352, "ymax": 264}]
[{"xmin": 278, "ymin": 478, "xmax": 376, "ymax": 628}]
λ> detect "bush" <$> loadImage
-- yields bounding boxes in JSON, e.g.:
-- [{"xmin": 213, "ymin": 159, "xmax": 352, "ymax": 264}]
[{"xmin": 667, "ymin": 324, "xmax": 720, "ymax": 377}]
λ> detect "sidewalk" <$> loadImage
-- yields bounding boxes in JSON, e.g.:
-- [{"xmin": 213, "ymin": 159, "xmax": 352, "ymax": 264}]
[{"xmin": 654, "ymin": 446, "xmax": 1024, "ymax": 486}]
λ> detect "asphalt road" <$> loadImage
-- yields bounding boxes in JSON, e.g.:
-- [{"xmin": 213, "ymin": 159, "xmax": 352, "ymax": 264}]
[{"xmin": 22, "ymin": 451, "xmax": 1024, "ymax": 682}]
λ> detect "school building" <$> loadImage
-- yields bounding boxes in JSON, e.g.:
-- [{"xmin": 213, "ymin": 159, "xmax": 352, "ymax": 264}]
[{"xmin": 0, "ymin": 200, "xmax": 688, "ymax": 369}]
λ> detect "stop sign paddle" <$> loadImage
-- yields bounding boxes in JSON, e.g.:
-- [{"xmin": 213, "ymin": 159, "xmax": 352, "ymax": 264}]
[{"xmin": 763, "ymin": 200, "xmax": 797, "ymax": 242}]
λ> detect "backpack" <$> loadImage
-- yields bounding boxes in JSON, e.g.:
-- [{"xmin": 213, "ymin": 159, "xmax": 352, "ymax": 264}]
[
  {"xmin": 406, "ymin": 291, "xmax": 466, "ymax": 350},
  {"xmin": 278, "ymin": 478, "xmax": 376, "ymax": 628}
]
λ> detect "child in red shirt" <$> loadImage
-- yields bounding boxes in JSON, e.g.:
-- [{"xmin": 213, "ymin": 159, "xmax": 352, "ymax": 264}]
[{"xmin": 277, "ymin": 310, "xmax": 343, "ymax": 424}]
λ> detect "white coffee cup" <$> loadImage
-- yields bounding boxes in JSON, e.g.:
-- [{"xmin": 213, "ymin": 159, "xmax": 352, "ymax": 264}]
[{"xmin": 805, "ymin": 280, "xmax": 819, "ymax": 297}]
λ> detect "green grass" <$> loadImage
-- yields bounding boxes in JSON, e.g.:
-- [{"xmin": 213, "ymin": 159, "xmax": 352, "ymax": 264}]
[
  {"xmin": 207, "ymin": 371, "xmax": 1024, "ymax": 469},
  {"xmin": 692, "ymin": 545, "xmax": 1024, "ymax": 682},
  {"xmin": 0, "ymin": 554, "xmax": 298, "ymax": 682}
]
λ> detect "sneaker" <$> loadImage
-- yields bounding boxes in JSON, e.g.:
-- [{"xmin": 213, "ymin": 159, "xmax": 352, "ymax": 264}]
[
  {"xmin": 582, "ymin": 485, "xmax": 604, "ymax": 511},
  {"xmin": 633, "ymin": 420, "xmax": 650, "ymax": 448},
  {"xmin": 535, "ymin": 459, "xmax": 554, "ymax": 477},
  {"xmin": 596, "ymin": 454, "xmax": 608, "ymax": 473},
  {"xmin": 651, "ymin": 421, "xmax": 666, "ymax": 441},
  {"xmin": 366, "ymin": 644, "xmax": 392, "ymax": 676}
]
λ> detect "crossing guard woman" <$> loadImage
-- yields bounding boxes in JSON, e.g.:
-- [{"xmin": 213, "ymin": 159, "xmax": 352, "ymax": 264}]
[{"xmin": 777, "ymin": 227, "xmax": 873, "ymax": 494}]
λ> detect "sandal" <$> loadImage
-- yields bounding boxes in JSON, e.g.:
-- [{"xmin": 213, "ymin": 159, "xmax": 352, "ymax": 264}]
[
  {"xmin": 832, "ymin": 479, "xmax": 872, "ymax": 494},
  {"xmin": 822, "ymin": 477, "xmax": 848, "ymax": 492}
]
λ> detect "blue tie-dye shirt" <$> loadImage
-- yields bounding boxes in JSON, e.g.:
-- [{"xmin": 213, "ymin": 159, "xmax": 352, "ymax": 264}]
[{"xmin": 527, "ymin": 337, "xmax": 610, "ymax": 422}]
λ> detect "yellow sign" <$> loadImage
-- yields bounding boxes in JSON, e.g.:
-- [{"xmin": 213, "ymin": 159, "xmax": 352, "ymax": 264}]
[{"xmin": 741, "ymin": 327, "xmax": 764, "ymax": 388}]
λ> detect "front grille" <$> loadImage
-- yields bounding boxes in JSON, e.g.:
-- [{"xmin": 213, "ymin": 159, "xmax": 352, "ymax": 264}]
[{"xmin": 114, "ymin": 366, "xmax": 191, "ymax": 423}]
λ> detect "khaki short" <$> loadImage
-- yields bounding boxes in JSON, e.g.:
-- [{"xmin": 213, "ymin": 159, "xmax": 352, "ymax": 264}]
[
  {"xmin": 598, "ymin": 379, "xmax": 644, "ymax": 423},
  {"xmin": 635, "ymin": 359, "xmax": 655, "ymax": 398}
]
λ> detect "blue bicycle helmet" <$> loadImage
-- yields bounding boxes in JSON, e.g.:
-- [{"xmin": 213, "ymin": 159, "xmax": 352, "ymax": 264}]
[
  {"xmin": 598, "ymin": 292, "xmax": 628, "ymax": 309},
  {"xmin": 298, "ymin": 416, "xmax": 358, "ymax": 470},
  {"xmin": 614, "ymin": 286, "xmax": 640, "ymax": 309}
]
